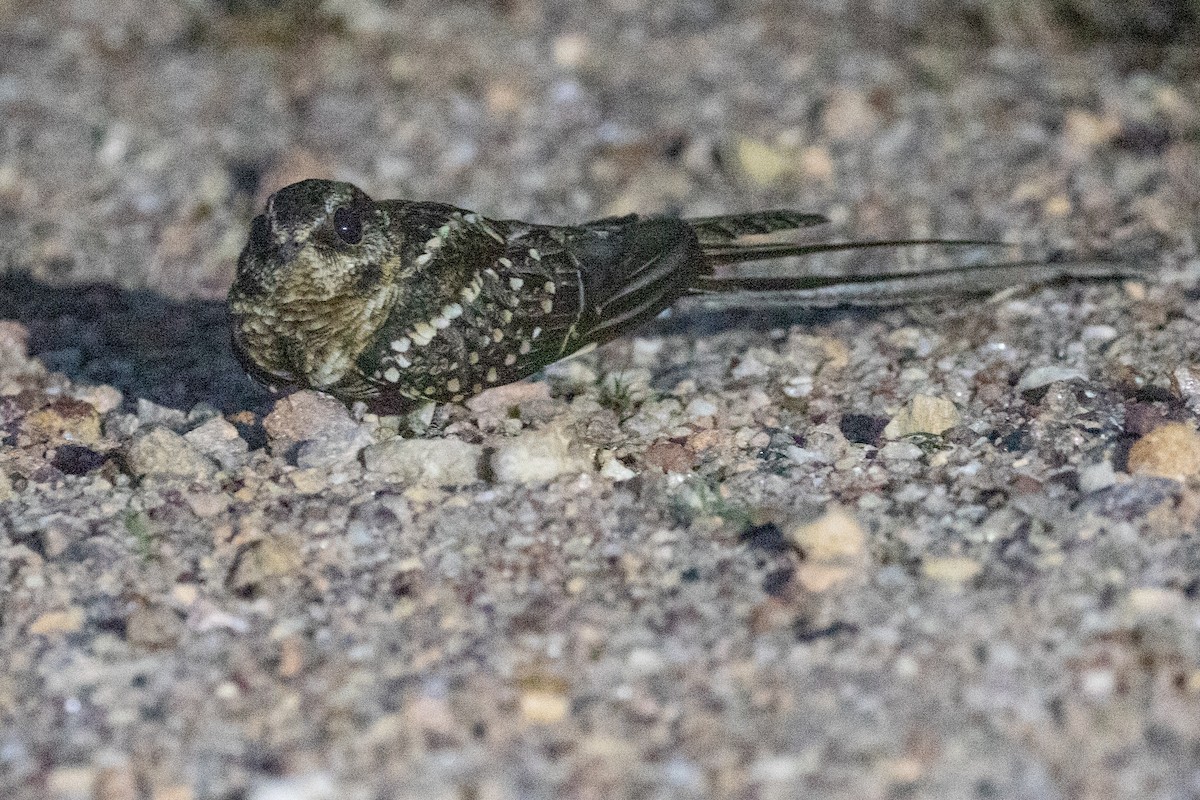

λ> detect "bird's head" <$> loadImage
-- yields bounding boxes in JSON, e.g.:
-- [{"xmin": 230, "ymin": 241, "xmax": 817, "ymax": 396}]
[{"xmin": 228, "ymin": 179, "xmax": 401, "ymax": 393}]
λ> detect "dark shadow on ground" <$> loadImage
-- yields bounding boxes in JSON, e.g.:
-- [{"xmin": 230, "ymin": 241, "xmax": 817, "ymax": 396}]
[
  {"xmin": 0, "ymin": 271, "xmax": 892, "ymax": 415},
  {"xmin": 0, "ymin": 271, "xmax": 271, "ymax": 414}
]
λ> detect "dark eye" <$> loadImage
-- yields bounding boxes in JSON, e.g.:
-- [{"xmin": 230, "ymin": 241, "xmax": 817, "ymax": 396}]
[{"xmin": 333, "ymin": 206, "xmax": 363, "ymax": 245}]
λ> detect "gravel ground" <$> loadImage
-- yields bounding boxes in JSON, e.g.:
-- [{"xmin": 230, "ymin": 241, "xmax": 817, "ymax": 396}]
[{"xmin": 3, "ymin": 2, "xmax": 1200, "ymax": 799}]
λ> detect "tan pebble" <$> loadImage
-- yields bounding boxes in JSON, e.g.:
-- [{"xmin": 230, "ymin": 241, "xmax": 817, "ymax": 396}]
[
  {"xmin": 229, "ymin": 537, "xmax": 303, "ymax": 593},
  {"xmin": 520, "ymin": 688, "xmax": 570, "ymax": 724},
  {"xmin": 618, "ymin": 553, "xmax": 643, "ymax": 580},
  {"xmin": 278, "ymin": 635, "xmax": 305, "ymax": 679},
  {"xmin": 21, "ymin": 399, "xmax": 102, "ymax": 445},
  {"xmin": 736, "ymin": 137, "xmax": 794, "ymax": 186},
  {"xmin": 553, "ymin": 33, "xmax": 589, "ymax": 67},
  {"xmin": 794, "ymin": 563, "xmax": 857, "ymax": 592},
  {"xmin": 490, "ymin": 425, "xmax": 594, "ymax": 484},
  {"xmin": 72, "ymin": 384, "xmax": 123, "ymax": 414},
  {"xmin": 800, "ymin": 145, "xmax": 834, "ymax": 183},
  {"xmin": 1127, "ymin": 422, "xmax": 1200, "ymax": 479},
  {"xmin": 47, "ymin": 766, "xmax": 95, "ymax": 796},
  {"xmin": 787, "ymin": 506, "xmax": 866, "ymax": 562},
  {"xmin": 921, "ymin": 556, "xmax": 982, "ymax": 585},
  {"xmin": 125, "ymin": 427, "xmax": 216, "ymax": 480},
  {"xmin": 289, "ymin": 468, "xmax": 329, "ymax": 494},
  {"xmin": 1061, "ymin": 108, "xmax": 1119, "ymax": 160},
  {"xmin": 184, "ymin": 491, "xmax": 228, "ymax": 518},
  {"xmin": 29, "ymin": 606, "xmax": 85, "ymax": 635},
  {"xmin": 171, "ymin": 582, "xmax": 199, "ymax": 606},
  {"xmin": 466, "ymin": 380, "xmax": 552, "ymax": 413},
  {"xmin": 1044, "ymin": 194, "xmax": 1072, "ymax": 217},
  {"xmin": 880, "ymin": 756, "xmax": 926, "ymax": 784},
  {"xmin": 750, "ymin": 597, "xmax": 797, "ymax": 633},
  {"xmin": 486, "ymin": 82, "xmax": 524, "ymax": 114},
  {"xmin": 1127, "ymin": 587, "xmax": 1183, "ymax": 614},
  {"xmin": 641, "ymin": 440, "xmax": 693, "ymax": 473},
  {"xmin": 362, "ymin": 437, "xmax": 482, "ymax": 486},
  {"xmin": 686, "ymin": 429, "xmax": 725, "ymax": 453},
  {"xmin": 820, "ymin": 337, "xmax": 851, "ymax": 370},
  {"xmin": 883, "ymin": 394, "xmax": 961, "ymax": 438},
  {"xmin": 152, "ymin": 786, "xmax": 195, "ymax": 800},
  {"xmin": 0, "ymin": 319, "xmax": 30, "ymax": 360}
]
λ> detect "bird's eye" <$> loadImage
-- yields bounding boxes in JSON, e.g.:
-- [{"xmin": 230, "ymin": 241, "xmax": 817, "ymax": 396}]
[{"xmin": 333, "ymin": 206, "xmax": 363, "ymax": 245}]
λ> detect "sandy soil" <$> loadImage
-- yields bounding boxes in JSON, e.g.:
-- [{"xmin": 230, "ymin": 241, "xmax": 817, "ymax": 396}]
[{"xmin": 2, "ymin": 1, "xmax": 1200, "ymax": 798}]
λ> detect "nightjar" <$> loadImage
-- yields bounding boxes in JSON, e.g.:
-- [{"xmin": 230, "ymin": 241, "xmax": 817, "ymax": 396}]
[{"xmin": 228, "ymin": 178, "xmax": 1118, "ymax": 413}]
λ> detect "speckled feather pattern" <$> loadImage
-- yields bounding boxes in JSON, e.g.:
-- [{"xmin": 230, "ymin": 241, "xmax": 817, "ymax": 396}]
[
  {"xmin": 229, "ymin": 179, "xmax": 753, "ymax": 412},
  {"xmin": 227, "ymin": 178, "xmax": 1101, "ymax": 413}
]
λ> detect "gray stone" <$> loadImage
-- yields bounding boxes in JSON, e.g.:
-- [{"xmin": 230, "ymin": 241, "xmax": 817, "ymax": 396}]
[
  {"xmin": 490, "ymin": 425, "xmax": 594, "ymax": 484},
  {"xmin": 184, "ymin": 417, "xmax": 249, "ymax": 469},
  {"xmin": 364, "ymin": 437, "xmax": 483, "ymax": 486},
  {"xmin": 124, "ymin": 427, "xmax": 217, "ymax": 480}
]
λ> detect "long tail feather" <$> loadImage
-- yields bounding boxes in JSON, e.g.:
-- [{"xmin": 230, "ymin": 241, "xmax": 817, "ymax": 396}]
[
  {"xmin": 690, "ymin": 259, "xmax": 1137, "ymax": 308},
  {"xmin": 703, "ymin": 237, "xmax": 1005, "ymax": 267}
]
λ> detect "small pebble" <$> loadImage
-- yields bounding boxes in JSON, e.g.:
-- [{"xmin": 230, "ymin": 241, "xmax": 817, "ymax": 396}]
[
  {"xmin": 92, "ymin": 765, "xmax": 138, "ymax": 800},
  {"xmin": 249, "ymin": 774, "xmax": 338, "ymax": 800},
  {"xmin": 184, "ymin": 417, "xmax": 249, "ymax": 469},
  {"xmin": 124, "ymin": 427, "xmax": 217, "ymax": 480},
  {"xmin": 136, "ymin": 398, "xmax": 188, "ymax": 430},
  {"xmin": 1126, "ymin": 587, "xmax": 1183, "ymax": 615},
  {"xmin": 0, "ymin": 319, "xmax": 31, "ymax": 364},
  {"xmin": 685, "ymin": 397, "xmax": 718, "ymax": 419},
  {"xmin": 921, "ymin": 556, "xmax": 983, "ymax": 585},
  {"xmin": 1078, "ymin": 460, "xmax": 1119, "ymax": 494},
  {"xmin": 295, "ymin": 427, "xmax": 374, "ymax": 469},
  {"xmin": 641, "ymin": 440, "xmax": 693, "ymax": 473},
  {"xmin": 363, "ymin": 437, "xmax": 483, "ymax": 486},
  {"xmin": 71, "ymin": 384, "xmax": 123, "ymax": 414},
  {"xmin": 1127, "ymin": 422, "xmax": 1200, "ymax": 480},
  {"xmin": 229, "ymin": 537, "xmax": 304, "ymax": 594},
  {"xmin": 466, "ymin": 380, "xmax": 553, "ymax": 415},
  {"xmin": 878, "ymin": 441, "xmax": 924, "ymax": 462},
  {"xmin": 520, "ymin": 687, "xmax": 570, "ymax": 725},
  {"xmin": 600, "ymin": 458, "xmax": 636, "ymax": 482},
  {"xmin": 736, "ymin": 137, "xmax": 795, "ymax": 186},
  {"xmin": 28, "ymin": 607, "xmax": 85, "ymax": 636},
  {"xmin": 883, "ymin": 395, "xmax": 961, "ymax": 438},
  {"xmin": 786, "ymin": 506, "xmax": 866, "ymax": 562},
  {"xmin": 1017, "ymin": 366, "xmax": 1087, "ymax": 392},
  {"xmin": 490, "ymin": 425, "xmax": 594, "ymax": 484},
  {"xmin": 263, "ymin": 391, "xmax": 362, "ymax": 453},
  {"xmin": 20, "ymin": 399, "xmax": 103, "ymax": 445},
  {"xmin": 125, "ymin": 605, "xmax": 182, "ymax": 650}
]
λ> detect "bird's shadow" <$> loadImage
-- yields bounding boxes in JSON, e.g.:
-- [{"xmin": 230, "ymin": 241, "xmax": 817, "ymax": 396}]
[
  {"xmin": 0, "ymin": 271, "xmax": 270, "ymax": 415},
  {"xmin": 0, "ymin": 271, "xmax": 891, "ymax": 415}
]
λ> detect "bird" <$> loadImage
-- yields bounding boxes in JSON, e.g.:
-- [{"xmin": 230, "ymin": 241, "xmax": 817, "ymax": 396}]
[{"xmin": 228, "ymin": 178, "xmax": 1123, "ymax": 413}]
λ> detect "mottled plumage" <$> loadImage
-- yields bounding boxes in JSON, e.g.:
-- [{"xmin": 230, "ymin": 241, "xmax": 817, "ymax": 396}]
[{"xmin": 228, "ymin": 179, "xmax": 1120, "ymax": 413}]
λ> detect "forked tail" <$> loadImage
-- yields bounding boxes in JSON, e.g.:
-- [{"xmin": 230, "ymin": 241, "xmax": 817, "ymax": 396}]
[{"xmin": 683, "ymin": 209, "xmax": 1134, "ymax": 306}]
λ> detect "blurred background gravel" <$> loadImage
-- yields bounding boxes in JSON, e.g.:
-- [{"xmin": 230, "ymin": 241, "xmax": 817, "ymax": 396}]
[{"xmin": 2, "ymin": 1, "xmax": 1200, "ymax": 799}]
